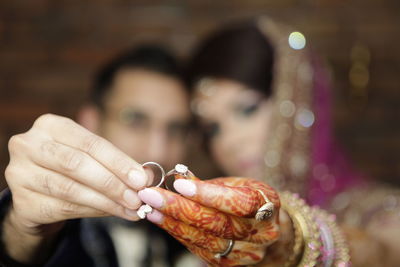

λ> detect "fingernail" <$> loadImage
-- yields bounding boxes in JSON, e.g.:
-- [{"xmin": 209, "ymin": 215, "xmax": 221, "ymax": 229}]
[
  {"xmin": 147, "ymin": 209, "xmax": 164, "ymax": 224},
  {"xmin": 125, "ymin": 208, "xmax": 138, "ymax": 218},
  {"xmin": 138, "ymin": 188, "xmax": 164, "ymax": 209},
  {"xmin": 173, "ymin": 179, "xmax": 197, "ymax": 197},
  {"xmin": 129, "ymin": 169, "xmax": 147, "ymax": 189},
  {"xmin": 123, "ymin": 189, "xmax": 141, "ymax": 209}
]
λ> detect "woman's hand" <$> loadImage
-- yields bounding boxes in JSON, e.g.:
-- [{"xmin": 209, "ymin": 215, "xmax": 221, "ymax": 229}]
[
  {"xmin": 138, "ymin": 173, "xmax": 281, "ymax": 266},
  {"xmin": 4, "ymin": 114, "xmax": 150, "ymax": 263}
]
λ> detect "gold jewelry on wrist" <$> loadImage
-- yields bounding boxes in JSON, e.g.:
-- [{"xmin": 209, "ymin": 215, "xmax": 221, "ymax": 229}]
[
  {"xmin": 280, "ymin": 192, "xmax": 351, "ymax": 267},
  {"xmin": 280, "ymin": 192, "xmax": 321, "ymax": 267},
  {"xmin": 313, "ymin": 209, "xmax": 351, "ymax": 266},
  {"xmin": 283, "ymin": 208, "xmax": 304, "ymax": 267}
]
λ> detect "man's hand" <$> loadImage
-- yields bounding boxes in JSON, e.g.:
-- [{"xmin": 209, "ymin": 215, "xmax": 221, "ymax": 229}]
[{"xmin": 3, "ymin": 114, "xmax": 150, "ymax": 264}]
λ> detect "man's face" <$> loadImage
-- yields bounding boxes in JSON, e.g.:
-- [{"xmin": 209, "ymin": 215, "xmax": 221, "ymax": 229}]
[{"xmin": 99, "ymin": 68, "xmax": 191, "ymax": 170}]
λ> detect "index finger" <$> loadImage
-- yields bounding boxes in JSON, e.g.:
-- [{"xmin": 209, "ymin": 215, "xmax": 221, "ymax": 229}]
[
  {"xmin": 173, "ymin": 177, "xmax": 280, "ymax": 218},
  {"xmin": 35, "ymin": 114, "xmax": 148, "ymax": 190}
]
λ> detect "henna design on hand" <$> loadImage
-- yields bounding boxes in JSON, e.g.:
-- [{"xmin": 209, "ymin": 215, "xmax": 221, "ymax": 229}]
[{"xmin": 145, "ymin": 175, "xmax": 281, "ymax": 266}]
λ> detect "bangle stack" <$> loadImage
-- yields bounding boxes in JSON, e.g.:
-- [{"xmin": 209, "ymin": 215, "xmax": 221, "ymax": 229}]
[{"xmin": 280, "ymin": 192, "xmax": 351, "ymax": 267}]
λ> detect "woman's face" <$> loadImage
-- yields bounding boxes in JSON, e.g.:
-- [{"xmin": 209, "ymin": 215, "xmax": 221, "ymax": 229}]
[{"xmin": 193, "ymin": 79, "xmax": 273, "ymax": 180}]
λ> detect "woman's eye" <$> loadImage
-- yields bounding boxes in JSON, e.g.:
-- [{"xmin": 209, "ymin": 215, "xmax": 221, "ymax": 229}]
[
  {"xmin": 204, "ymin": 122, "xmax": 220, "ymax": 139},
  {"xmin": 238, "ymin": 102, "xmax": 260, "ymax": 117}
]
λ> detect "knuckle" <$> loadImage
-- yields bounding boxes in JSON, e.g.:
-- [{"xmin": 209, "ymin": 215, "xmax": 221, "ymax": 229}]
[
  {"xmin": 101, "ymin": 174, "xmax": 118, "ymax": 191},
  {"xmin": 58, "ymin": 180, "xmax": 76, "ymax": 198},
  {"xmin": 60, "ymin": 150, "xmax": 83, "ymax": 172},
  {"xmin": 8, "ymin": 134, "xmax": 26, "ymax": 152},
  {"xmin": 4, "ymin": 165, "xmax": 18, "ymax": 182},
  {"xmin": 39, "ymin": 173, "xmax": 53, "ymax": 196},
  {"xmin": 111, "ymin": 157, "xmax": 130, "ymax": 176},
  {"xmin": 82, "ymin": 134, "xmax": 103, "ymax": 155},
  {"xmin": 60, "ymin": 202, "xmax": 79, "ymax": 216},
  {"xmin": 34, "ymin": 113, "xmax": 56, "ymax": 128},
  {"xmin": 58, "ymin": 116, "xmax": 76, "ymax": 130},
  {"xmin": 40, "ymin": 140, "xmax": 58, "ymax": 156},
  {"xmin": 34, "ymin": 114, "xmax": 75, "ymax": 130},
  {"xmin": 39, "ymin": 202, "xmax": 55, "ymax": 219}
]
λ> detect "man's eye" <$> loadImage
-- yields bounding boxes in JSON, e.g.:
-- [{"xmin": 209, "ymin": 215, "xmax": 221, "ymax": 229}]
[
  {"xmin": 120, "ymin": 110, "xmax": 148, "ymax": 128},
  {"xmin": 128, "ymin": 116, "xmax": 147, "ymax": 127},
  {"xmin": 203, "ymin": 122, "xmax": 220, "ymax": 139}
]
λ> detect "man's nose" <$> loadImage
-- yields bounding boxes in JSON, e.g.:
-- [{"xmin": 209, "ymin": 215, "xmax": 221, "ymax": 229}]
[{"xmin": 147, "ymin": 129, "xmax": 168, "ymax": 166}]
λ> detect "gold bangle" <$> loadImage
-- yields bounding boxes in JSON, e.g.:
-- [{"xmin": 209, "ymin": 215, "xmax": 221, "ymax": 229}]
[
  {"xmin": 280, "ymin": 192, "xmax": 351, "ymax": 267},
  {"xmin": 280, "ymin": 192, "xmax": 321, "ymax": 267},
  {"xmin": 283, "ymin": 209, "xmax": 304, "ymax": 267}
]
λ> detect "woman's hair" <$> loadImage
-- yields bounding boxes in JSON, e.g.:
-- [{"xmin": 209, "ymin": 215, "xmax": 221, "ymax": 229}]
[{"xmin": 186, "ymin": 20, "xmax": 275, "ymax": 97}]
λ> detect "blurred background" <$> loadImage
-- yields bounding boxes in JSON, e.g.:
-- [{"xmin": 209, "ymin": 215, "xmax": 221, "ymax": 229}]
[{"xmin": 0, "ymin": 0, "xmax": 399, "ymax": 190}]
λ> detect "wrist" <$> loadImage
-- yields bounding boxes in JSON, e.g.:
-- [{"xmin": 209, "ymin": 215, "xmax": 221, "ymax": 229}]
[
  {"xmin": 256, "ymin": 210, "xmax": 296, "ymax": 267},
  {"xmin": 2, "ymin": 208, "xmax": 64, "ymax": 265},
  {"xmin": 257, "ymin": 192, "xmax": 351, "ymax": 267}
]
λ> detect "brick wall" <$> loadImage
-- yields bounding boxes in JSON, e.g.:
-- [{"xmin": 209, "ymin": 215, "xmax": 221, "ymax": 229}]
[{"xmin": 1, "ymin": 0, "xmax": 399, "ymax": 190}]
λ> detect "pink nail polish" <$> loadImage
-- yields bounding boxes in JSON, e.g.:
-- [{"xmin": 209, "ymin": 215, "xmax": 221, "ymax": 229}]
[
  {"xmin": 138, "ymin": 188, "xmax": 164, "ymax": 208},
  {"xmin": 146, "ymin": 209, "xmax": 164, "ymax": 224},
  {"xmin": 173, "ymin": 179, "xmax": 197, "ymax": 197}
]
